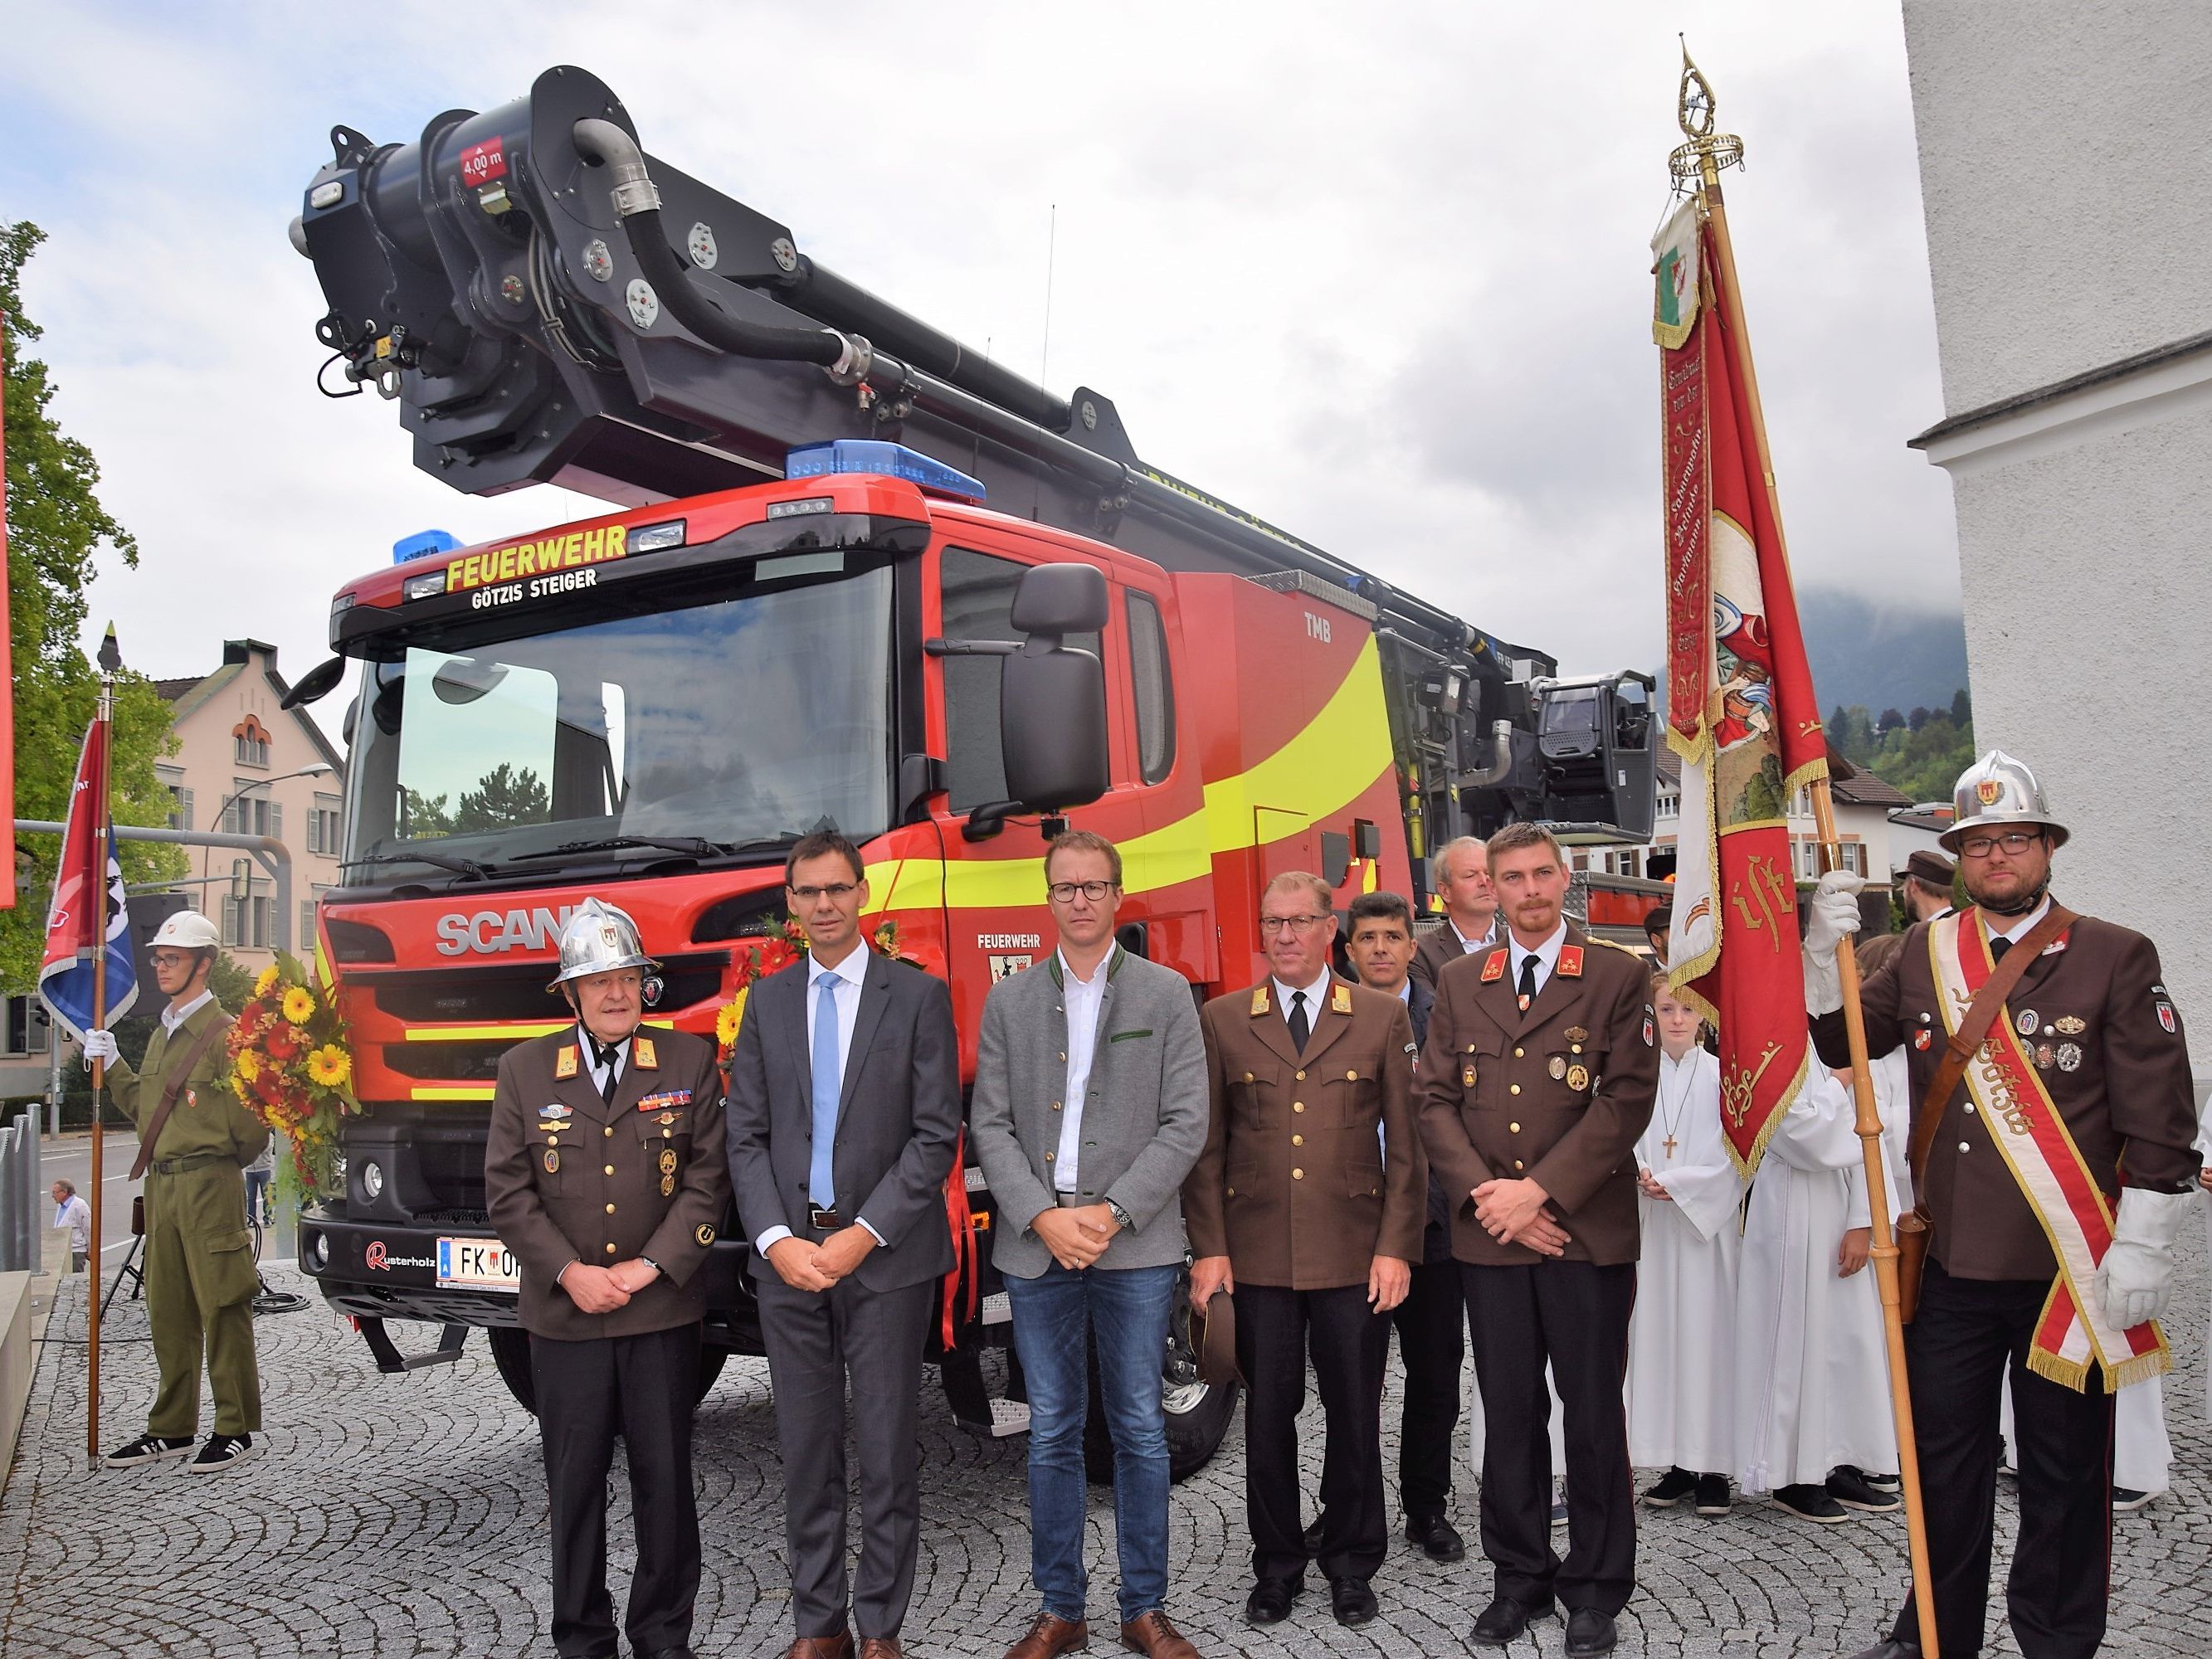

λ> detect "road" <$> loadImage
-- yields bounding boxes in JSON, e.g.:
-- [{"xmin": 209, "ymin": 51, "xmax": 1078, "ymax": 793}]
[{"xmin": 40, "ymin": 1132, "xmax": 295, "ymax": 1262}]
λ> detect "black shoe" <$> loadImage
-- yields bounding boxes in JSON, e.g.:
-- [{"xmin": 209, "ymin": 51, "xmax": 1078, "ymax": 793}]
[
  {"xmin": 1472, "ymin": 1593, "xmax": 1552, "ymax": 1647},
  {"xmin": 1551, "ymin": 1488, "xmax": 1569, "ymax": 1529},
  {"xmin": 1564, "ymin": 1608, "xmax": 1618, "ymax": 1657},
  {"xmin": 636, "ymin": 1649, "xmax": 698, "ymax": 1659},
  {"xmin": 1771, "ymin": 1482, "xmax": 1849, "ymax": 1523},
  {"xmin": 101, "ymin": 1433, "xmax": 193, "ymax": 1468},
  {"xmin": 187, "ymin": 1433, "xmax": 259, "ymax": 1474},
  {"xmin": 1859, "ymin": 1468, "xmax": 1901, "ymax": 1494},
  {"xmin": 1641, "ymin": 1467, "xmax": 1697, "ymax": 1507},
  {"xmin": 1244, "ymin": 1578, "xmax": 1301, "ymax": 1626},
  {"xmin": 2112, "ymin": 1486, "xmax": 2156, "ymax": 1512},
  {"xmin": 1828, "ymin": 1467, "xmax": 1899, "ymax": 1513},
  {"xmin": 1301, "ymin": 1514, "xmax": 1325, "ymax": 1554},
  {"xmin": 1842, "ymin": 1642, "xmax": 1918, "ymax": 1659},
  {"xmin": 1328, "ymin": 1578, "xmax": 1377, "ymax": 1627},
  {"xmin": 1694, "ymin": 1473, "xmax": 1732, "ymax": 1515},
  {"xmin": 1406, "ymin": 1511, "xmax": 1465, "ymax": 1561}
]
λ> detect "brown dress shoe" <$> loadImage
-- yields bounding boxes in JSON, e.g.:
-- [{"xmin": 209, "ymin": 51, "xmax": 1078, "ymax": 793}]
[
  {"xmin": 1119, "ymin": 1611, "xmax": 1201, "ymax": 1659},
  {"xmin": 785, "ymin": 1637, "xmax": 855, "ymax": 1659},
  {"xmin": 858, "ymin": 1640, "xmax": 904, "ymax": 1659},
  {"xmin": 1006, "ymin": 1611, "xmax": 1091, "ymax": 1659}
]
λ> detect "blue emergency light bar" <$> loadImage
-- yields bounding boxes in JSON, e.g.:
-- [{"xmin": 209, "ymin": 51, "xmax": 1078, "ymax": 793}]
[
  {"xmin": 785, "ymin": 440, "xmax": 987, "ymax": 503},
  {"xmin": 392, "ymin": 528, "xmax": 461, "ymax": 564}
]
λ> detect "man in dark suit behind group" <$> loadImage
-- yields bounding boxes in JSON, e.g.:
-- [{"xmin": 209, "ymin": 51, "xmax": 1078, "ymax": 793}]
[{"xmin": 725, "ymin": 832, "xmax": 962, "ymax": 1659}]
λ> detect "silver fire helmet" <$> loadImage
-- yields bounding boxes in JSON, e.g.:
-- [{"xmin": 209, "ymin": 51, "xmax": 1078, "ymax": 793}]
[
  {"xmin": 1941, "ymin": 749, "xmax": 2069, "ymax": 853},
  {"xmin": 548, "ymin": 898, "xmax": 657, "ymax": 990}
]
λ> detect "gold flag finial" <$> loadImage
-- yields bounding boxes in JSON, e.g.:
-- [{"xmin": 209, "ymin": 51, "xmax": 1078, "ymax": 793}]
[{"xmin": 1670, "ymin": 39, "xmax": 1744, "ymax": 184}]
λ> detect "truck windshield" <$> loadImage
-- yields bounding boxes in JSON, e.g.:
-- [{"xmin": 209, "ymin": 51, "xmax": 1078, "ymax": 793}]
[{"xmin": 343, "ymin": 565, "xmax": 894, "ymax": 877}]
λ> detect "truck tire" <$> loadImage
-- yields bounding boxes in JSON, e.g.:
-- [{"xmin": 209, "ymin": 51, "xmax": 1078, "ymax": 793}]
[
  {"xmin": 487, "ymin": 1326, "xmax": 729, "ymax": 1414},
  {"xmin": 1082, "ymin": 1276, "xmax": 1239, "ymax": 1485}
]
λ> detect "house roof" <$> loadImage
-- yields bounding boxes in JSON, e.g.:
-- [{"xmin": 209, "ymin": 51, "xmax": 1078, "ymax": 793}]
[
  {"xmin": 1889, "ymin": 807, "xmax": 1955, "ymax": 832},
  {"xmin": 1831, "ymin": 768, "xmax": 1914, "ymax": 809},
  {"xmin": 154, "ymin": 640, "xmax": 343, "ymax": 774}
]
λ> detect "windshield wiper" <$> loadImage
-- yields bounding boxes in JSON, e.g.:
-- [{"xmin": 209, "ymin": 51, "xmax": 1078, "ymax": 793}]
[
  {"xmin": 509, "ymin": 835, "xmax": 733, "ymax": 862},
  {"xmin": 343, "ymin": 851, "xmax": 495, "ymax": 881}
]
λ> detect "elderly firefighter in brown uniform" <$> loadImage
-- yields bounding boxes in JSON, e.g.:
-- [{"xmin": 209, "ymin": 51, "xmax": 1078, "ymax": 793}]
[
  {"xmin": 1801, "ymin": 752, "xmax": 2200, "ymax": 1659},
  {"xmin": 1417, "ymin": 822, "xmax": 1658, "ymax": 1659},
  {"xmin": 1184, "ymin": 870, "xmax": 1425, "ymax": 1632},
  {"xmin": 486, "ymin": 898, "xmax": 729, "ymax": 1659},
  {"xmin": 85, "ymin": 912, "xmax": 268, "ymax": 1473}
]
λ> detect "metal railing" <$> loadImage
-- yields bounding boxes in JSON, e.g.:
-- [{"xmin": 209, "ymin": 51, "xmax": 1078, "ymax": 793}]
[{"xmin": 0, "ymin": 1108, "xmax": 42, "ymax": 1272}]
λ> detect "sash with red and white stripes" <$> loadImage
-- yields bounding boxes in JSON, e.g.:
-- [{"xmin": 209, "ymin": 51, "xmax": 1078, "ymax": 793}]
[{"xmin": 1928, "ymin": 911, "xmax": 2169, "ymax": 1393}]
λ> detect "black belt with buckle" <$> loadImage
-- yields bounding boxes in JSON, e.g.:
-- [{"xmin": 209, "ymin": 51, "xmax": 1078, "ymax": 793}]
[{"xmin": 806, "ymin": 1205, "xmax": 845, "ymax": 1231}]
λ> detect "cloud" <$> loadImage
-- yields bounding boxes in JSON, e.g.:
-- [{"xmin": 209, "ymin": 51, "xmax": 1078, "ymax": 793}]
[{"xmin": 0, "ymin": 0, "xmax": 1961, "ymax": 725}]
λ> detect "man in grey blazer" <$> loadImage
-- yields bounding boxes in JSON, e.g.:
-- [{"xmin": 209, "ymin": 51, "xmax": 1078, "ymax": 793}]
[
  {"xmin": 725, "ymin": 832, "xmax": 962, "ymax": 1659},
  {"xmin": 969, "ymin": 831, "xmax": 1210, "ymax": 1659}
]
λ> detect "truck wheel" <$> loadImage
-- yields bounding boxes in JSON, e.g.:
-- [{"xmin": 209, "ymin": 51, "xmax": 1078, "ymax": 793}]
[
  {"xmin": 488, "ymin": 1326, "xmax": 729, "ymax": 1415},
  {"xmin": 1082, "ymin": 1277, "xmax": 1239, "ymax": 1485}
]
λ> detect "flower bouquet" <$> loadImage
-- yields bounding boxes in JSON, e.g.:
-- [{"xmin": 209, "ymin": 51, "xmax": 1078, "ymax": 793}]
[
  {"xmin": 713, "ymin": 917, "xmax": 904, "ymax": 1067},
  {"xmin": 227, "ymin": 953, "xmax": 362, "ymax": 1199}
]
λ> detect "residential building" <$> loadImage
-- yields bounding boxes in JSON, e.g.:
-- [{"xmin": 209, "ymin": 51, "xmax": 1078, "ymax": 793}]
[
  {"xmin": 154, "ymin": 640, "xmax": 345, "ymax": 970},
  {"xmin": 1626, "ymin": 748, "xmax": 1912, "ymax": 895},
  {"xmin": 1902, "ymin": 2, "xmax": 2211, "ymax": 1078}
]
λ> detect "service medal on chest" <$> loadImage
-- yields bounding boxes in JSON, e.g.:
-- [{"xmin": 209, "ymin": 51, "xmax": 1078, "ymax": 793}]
[{"xmin": 543, "ymin": 1148, "xmax": 560, "ymax": 1175}]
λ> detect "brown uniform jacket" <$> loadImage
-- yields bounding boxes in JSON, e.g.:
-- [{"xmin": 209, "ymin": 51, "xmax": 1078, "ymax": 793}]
[
  {"xmin": 1417, "ymin": 926, "xmax": 1658, "ymax": 1267},
  {"xmin": 1812, "ymin": 904, "xmax": 2197, "ymax": 1282},
  {"xmin": 1182, "ymin": 976, "xmax": 1425, "ymax": 1289},
  {"xmin": 1410, "ymin": 916, "xmax": 1497, "ymax": 992},
  {"xmin": 485, "ymin": 1024, "xmax": 730, "ymax": 1340}
]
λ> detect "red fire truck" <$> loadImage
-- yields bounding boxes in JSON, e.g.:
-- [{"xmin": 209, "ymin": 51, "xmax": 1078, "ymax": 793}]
[{"xmin": 285, "ymin": 66, "xmax": 1657, "ymax": 1476}]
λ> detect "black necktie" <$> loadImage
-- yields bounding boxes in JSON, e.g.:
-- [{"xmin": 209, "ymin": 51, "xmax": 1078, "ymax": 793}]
[
  {"xmin": 1989, "ymin": 937, "xmax": 2011, "ymax": 965},
  {"xmin": 1289, "ymin": 990, "xmax": 1310, "ymax": 1054},
  {"xmin": 1517, "ymin": 954, "xmax": 1538, "ymax": 1010},
  {"xmin": 592, "ymin": 1039, "xmax": 622, "ymax": 1105}
]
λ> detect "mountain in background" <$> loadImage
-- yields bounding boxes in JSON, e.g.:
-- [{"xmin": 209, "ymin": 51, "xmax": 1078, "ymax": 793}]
[{"xmin": 1795, "ymin": 588, "xmax": 1970, "ymax": 716}]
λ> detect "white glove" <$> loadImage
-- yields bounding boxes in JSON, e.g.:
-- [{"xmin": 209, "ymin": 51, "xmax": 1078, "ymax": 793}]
[
  {"xmin": 1800, "ymin": 871, "xmax": 1865, "ymax": 1017},
  {"xmin": 80, "ymin": 1029, "xmax": 119, "ymax": 1066},
  {"xmin": 2097, "ymin": 1187, "xmax": 2195, "ymax": 1330}
]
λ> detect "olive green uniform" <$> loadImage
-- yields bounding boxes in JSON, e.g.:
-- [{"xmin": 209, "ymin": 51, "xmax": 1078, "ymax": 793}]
[{"xmin": 108, "ymin": 1000, "xmax": 267, "ymax": 1438}]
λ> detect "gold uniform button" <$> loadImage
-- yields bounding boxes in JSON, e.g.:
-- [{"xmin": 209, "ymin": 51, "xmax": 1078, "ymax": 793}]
[
  {"xmin": 1292, "ymin": 1134, "xmax": 1304, "ymax": 1147},
  {"xmin": 1513, "ymin": 1160, "xmax": 1526, "ymax": 1172},
  {"xmin": 1513, "ymin": 1047, "xmax": 1524, "ymax": 1058},
  {"xmin": 1510, "ymin": 1083, "xmax": 1522, "ymax": 1096},
  {"xmin": 1292, "ymin": 1168, "xmax": 1304, "ymax": 1180},
  {"xmin": 1508, "ymin": 1121, "xmax": 1521, "ymax": 1134},
  {"xmin": 603, "ymin": 1164, "xmax": 615, "ymax": 1175},
  {"xmin": 604, "ymin": 1126, "xmax": 615, "ymax": 1138},
  {"xmin": 1050, "ymin": 1101, "xmax": 1062, "ymax": 1112},
  {"xmin": 1245, "ymin": 1072, "xmax": 1255, "ymax": 1082},
  {"xmin": 1295, "ymin": 1069, "xmax": 1307, "ymax": 1081},
  {"xmin": 605, "ymin": 1203, "xmax": 616, "ymax": 1214},
  {"xmin": 1058, "ymin": 1052, "xmax": 1066, "ymax": 1062},
  {"xmin": 604, "ymin": 1242, "xmax": 618, "ymax": 1255},
  {"xmin": 1045, "ymin": 1152, "xmax": 1055, "ymax": 1162},
  {"xmin": 1293, "ymin": 1102, "xmax": 1305, "ymax": 1113}
]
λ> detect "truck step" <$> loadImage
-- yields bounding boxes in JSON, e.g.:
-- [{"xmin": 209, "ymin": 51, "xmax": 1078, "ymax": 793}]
[{"xmin": 956, "ymin": 1398, "xmax": 1031, "ymax": 1439}]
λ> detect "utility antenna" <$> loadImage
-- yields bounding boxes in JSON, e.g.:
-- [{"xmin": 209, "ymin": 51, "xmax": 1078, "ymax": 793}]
[{"xmin": 1040, "ymin": 203, "xmax": 1057, "ymax": 389}]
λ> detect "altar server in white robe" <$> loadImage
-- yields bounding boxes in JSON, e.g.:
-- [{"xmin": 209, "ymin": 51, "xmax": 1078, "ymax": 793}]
[
  {"xmin": 1735, "ymin": 1066, "xmax": 1908, "ymax": 1523},
  {"xmin": 1627, "ymin": 979, "xmax": 1742, "ymax": 1516}
]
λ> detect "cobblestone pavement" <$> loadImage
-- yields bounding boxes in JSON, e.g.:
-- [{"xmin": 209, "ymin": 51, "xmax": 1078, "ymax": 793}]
[{"xmin": 2, "ymin": 1226, "xmax": 2205, "ymax": 1659}]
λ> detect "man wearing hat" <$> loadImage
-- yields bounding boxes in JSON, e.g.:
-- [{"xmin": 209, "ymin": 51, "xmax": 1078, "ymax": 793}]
[
  {"xmin": 1641, "ymin": 905, "xmax": 1672, "ymax": 966},
  {"xmin": 1800, "ymin": 753, "xmax": 2200, "ymax": 1659},
  {"xmin": 1899, "ymin": 849, "xmax": 1957, "ymax": 926},
  {"xmin": 485, "ymin": 897, "xmax": 729, "ymax": 1659}
]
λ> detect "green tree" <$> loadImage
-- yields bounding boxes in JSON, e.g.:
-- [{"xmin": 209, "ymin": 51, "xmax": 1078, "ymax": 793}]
[
  {"xmin": 1950, "ymin": 686, "xmax": 1971, "ymax": 727},
  {"xmin": 453, "ymin": 763, "xmax": 549, "ymax": 834},
  {"xmin": 2, "ymin": 221, "xmax": 181, "ymax": 994},
  {"xmin": 398, "ymin": 786, "xmax": 455, "ymax": 839}
]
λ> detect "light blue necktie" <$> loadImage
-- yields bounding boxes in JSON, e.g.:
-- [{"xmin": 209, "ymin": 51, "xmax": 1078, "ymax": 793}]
[{"xmin": 809, "ymin": 969, "xmax": 840, "ymax": 1207}]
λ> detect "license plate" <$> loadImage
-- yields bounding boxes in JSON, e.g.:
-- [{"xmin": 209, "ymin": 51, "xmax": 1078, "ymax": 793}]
[{"xmin": 437, "ymin": 1236, "xmax": 520, "ymax": 1293}]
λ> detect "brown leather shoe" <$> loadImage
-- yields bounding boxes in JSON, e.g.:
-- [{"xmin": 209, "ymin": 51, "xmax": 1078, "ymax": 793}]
[
  {"xmin": 785, "ymin": 1637, "xmax": 855, "ymax": 1659},
  {"xmin": 858, "ymin": 1640, "xmax": 904, "ymax": 1659},
  {"xmin": 1006, "ymin": 1612, "xmax": 1090, "ymax": 1659},
  {"xmin": 1119, "ymin": 1611, "xmax": 1200, "ymax": 1659}
]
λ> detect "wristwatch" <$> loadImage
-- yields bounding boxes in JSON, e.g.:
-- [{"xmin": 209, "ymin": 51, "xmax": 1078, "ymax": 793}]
[{"xmin": 1106, "ymin": 1199, "xmax": 1133, "ymax": 1231}]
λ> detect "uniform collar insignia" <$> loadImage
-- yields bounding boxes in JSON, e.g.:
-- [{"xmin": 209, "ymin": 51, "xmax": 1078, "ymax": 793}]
[
  {"xmin": 1480, "ymin": 949, "xmax": 1508, "ymax": 983},
  {"xmin": 1330, "ymin": 981, "xmax": 1354, "ymax": 1014},
  {"xmin": 554, "ymin": 1044, "xmax": 579, "ymax": 1080},
  {"xmin": 632, "ymin": 1035, "xmax": 658, "ymax": 1071},
  {"xmin": 1250, "ymin": 985, "xmax": 1271, "ymax": 1016},
  {"xmin": 1557, "ymin": 945, "xmax": 1585, "ymax": 979}
]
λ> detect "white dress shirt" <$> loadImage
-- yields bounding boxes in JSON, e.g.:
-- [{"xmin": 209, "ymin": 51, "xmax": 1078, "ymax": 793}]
[
  {"xmin": 1271, "ymin": 966, "xmax": 1337, "ymax": 1031},
  {"xmin": 1450, "ymin": 915, "xmax": 1498, "ymax": 953},
  {"xmin": 1054, "ymin": 949, "xmax": 1109, "ymax": 1191},
  {"xmin": 1986, "ymin": 896, "xmax": 2053, "ymax": 947},
  {"xmin": 1507, "ymin": 921, "xmax": 1569, "ymax": 998},
  {"xmin": 577, "ymin": 1024, "xmax": 631, "ymax": 1096},
  {"xmin": 161, "ymin": 990, "xmax": 214, "ymax": 1036}
]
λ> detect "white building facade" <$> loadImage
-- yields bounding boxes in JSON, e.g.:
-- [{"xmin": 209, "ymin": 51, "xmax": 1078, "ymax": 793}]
[{"xmin": 1902, "ymin": 2, "xmax": 2212, "ymax": 1079}]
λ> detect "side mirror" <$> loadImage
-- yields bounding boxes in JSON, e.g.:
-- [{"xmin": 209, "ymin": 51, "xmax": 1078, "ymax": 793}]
[
  {"xmin": 282, "ymin": 654, "xmax": 348, "ymax": 709},
  {"xmin": 1000, "ymin": 563, "xmax": 1108, "ymax": 815}
]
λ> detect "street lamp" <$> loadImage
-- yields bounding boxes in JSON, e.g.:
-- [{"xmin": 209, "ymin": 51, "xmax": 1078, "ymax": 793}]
[{"xmin": 197, "ymin": 764, "xmax": 337, "ymax": 939}]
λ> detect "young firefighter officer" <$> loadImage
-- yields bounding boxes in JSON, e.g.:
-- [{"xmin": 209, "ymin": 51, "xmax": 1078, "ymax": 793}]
[
  {"xmin": 85, "ymin": 912, "xmax": 268, "ymax": 1473},
  {"xmin": 485, "ymin": 898, "xmax": 729, "ymax": 1659}
]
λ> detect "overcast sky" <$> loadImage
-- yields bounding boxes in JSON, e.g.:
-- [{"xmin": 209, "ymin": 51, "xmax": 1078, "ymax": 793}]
[{"xmin": 0, "ymin": 2, "xmax": 1961, "ymax": 709}]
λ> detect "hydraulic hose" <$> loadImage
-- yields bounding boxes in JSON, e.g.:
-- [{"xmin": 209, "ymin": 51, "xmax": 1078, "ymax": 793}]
[
  {"xmin": 571, "ymin": 118, "xmax": 852, "ymax": 371},
  {"xmin": 1463, "ymin": 720, "xmax": 1515, "ymax": 787}
]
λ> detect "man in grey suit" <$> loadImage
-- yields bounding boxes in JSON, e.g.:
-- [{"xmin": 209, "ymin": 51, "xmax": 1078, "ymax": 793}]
[
  {"xmin": 725, "ymin": 831, "xmax": 962, "ymax": 1659},
  {"xmin": 1411, "ymin": 836, "xmax": 1501, "ymax": 991},
  {"xmin": 969, "ymin": 830, "xmax": 1211, "ymax": 1659}
]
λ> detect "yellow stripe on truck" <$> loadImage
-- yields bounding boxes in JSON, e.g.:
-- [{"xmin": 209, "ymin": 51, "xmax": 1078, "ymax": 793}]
[{"xmin": 866, "ymin": 634, "xmax": 1392, "ymax": 911}]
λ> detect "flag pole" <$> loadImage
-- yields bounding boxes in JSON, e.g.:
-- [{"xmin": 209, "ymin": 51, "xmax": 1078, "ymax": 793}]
[
  {"xmin": 85, "ymin": 625, "xmax": 120, "ymax": 1468},
  {"xmin": 1674, "ymin": 46, "xmax": 1940, "ymax": 1657}
]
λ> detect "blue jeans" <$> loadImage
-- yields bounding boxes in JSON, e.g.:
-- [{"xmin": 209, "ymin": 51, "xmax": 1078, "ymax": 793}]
[{"xmin": 1003, "ymin": 1258, "xmax": 1178, "ymax": 1623}]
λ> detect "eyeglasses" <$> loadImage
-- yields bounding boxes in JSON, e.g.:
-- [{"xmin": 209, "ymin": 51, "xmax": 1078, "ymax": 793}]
[
  {"xmin": 149, "ymin": 952, "xmax": 193, "ymax": 969},
  {"xmin": 1956, "ymin": 830, "xmax": 2042, "ymax": 859},
  {"xmin": 1259, "ymin": 914, "xmax": 1330, "ymax": 936},
  {"xmin": 1046, "ymin": 880, "xmax": 1118, "ymax": 904},
  {"xmin": 787, "ymin": 882, "xmax": 860, "ymax": 902}
]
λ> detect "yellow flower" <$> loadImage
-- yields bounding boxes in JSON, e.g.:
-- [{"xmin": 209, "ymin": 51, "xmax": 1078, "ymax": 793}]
[
  {"xmin": 236, "ymin": 1049, "xmax": 261, "ymax": 1082},
  {"xmin": 255, "ymin": 965, "xmax": 280, "ymax": 997},
  {"xmin": 282, "ymin": 985, "xmax": 317, "ymax": 1024},
  {"xmin": 307, "ymin": 1044, "xmax": 351, "ymax": 1088},
  {"xmin": 715, "ymin": 989, "xmax": 749, "ymax": 1047}
]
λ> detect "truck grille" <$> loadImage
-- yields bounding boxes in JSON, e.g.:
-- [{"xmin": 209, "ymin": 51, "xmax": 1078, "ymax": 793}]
[{"xmin": 356, "ymin": 950, "xmax": 729, "ymax": 1024}]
